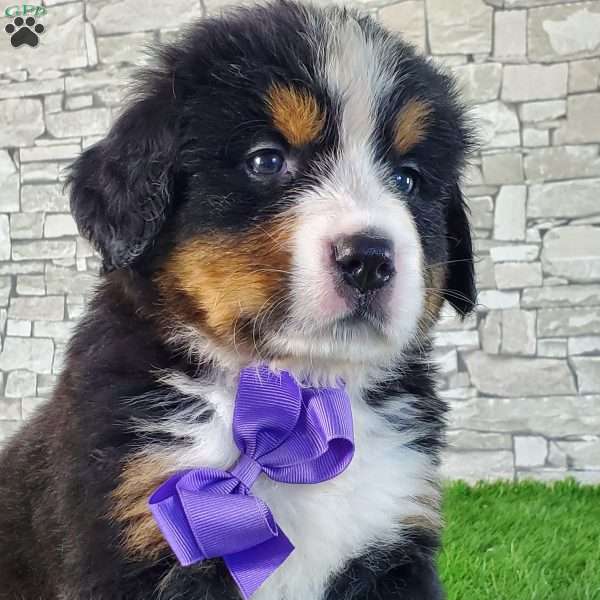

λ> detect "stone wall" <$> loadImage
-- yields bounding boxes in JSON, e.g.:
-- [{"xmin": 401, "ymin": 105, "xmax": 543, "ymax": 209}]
[{"xmin": 0, "ymin": 0, "xmax": 599, "ymax": 482}]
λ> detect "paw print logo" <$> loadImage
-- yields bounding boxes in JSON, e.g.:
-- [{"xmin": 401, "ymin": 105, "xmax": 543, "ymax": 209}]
[{"xmin": 5, "ymin": 16, "xmax": 45, "ymax": 48}]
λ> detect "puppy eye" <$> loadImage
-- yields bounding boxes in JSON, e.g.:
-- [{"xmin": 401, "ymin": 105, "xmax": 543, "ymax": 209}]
[
  {"xmin": 392, "ymin": 168, "xmax": 419, "ymax": 195},
  {"xmin": 247, "ymin": 149, "xmax": 286, "ymax": 176}
]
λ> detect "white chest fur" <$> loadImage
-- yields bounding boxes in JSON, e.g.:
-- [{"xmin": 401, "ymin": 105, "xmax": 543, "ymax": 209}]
[{"xmin": 156, "ymin": 374, "xmax": 438, "ymax": 600}]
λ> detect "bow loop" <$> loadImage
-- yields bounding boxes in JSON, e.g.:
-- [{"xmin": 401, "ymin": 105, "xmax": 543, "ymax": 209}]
[
  {"xmin": 149, "ymin": 365, "xmax": 354, "ymax": 599},
  {"xmin": 233, "ymin": 367, "xmax": 303, "ymax": 460}
]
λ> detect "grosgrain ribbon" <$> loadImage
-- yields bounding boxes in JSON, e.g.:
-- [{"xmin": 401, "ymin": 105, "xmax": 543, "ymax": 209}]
[{"xmin": 149, "ymin": 365, "xmax": 354, "ymax": 599}]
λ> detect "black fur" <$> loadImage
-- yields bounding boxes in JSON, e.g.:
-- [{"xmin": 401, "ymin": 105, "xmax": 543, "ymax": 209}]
[{"xmin": 0, "ymin": 2, "xmax": 474, "ymax": 598}]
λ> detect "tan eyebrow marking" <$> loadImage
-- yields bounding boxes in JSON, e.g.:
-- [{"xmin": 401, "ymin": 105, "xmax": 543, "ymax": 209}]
[
  {"xmin": 266, "ymin": 84, "xmax": 326, "ymax": 146},
  {"xmin": 393, "ymin": 99, "xmax": 432, "ymax": 154}
]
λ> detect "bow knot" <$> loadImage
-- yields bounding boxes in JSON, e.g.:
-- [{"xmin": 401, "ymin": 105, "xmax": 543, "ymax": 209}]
[
  {"xmin": 230, "ymin": 454, "xmax": 262, "ymax": 489},
  {"xmin": 149, "ymin": 366, "xmax": 354, "ymax": 599}
]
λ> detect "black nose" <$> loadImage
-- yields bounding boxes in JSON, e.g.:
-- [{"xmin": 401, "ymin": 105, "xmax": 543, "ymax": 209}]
[{"xmin": 334, "ymin": 234, "xmax": 395, "ymax": 293}]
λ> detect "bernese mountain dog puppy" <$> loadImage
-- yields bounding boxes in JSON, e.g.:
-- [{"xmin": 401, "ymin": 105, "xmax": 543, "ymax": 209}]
[{"xmin": 0, "ymin": 2, "xmax": 475, "ymax": 598}]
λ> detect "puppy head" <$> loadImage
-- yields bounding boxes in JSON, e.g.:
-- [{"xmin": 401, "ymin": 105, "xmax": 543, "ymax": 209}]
[{"xmin": 69, "ymin": 2, "xmax": 475, "ymax": 369}]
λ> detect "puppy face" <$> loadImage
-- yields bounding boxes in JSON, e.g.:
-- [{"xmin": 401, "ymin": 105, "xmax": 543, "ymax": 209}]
[{"xmin": 69, "ymin": 2, "xmax": 474, "ymax": 369}]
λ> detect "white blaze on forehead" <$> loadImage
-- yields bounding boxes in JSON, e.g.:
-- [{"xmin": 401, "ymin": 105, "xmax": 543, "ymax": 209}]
[{"xmin": 320, "ymin": 13, "xmax": 397, "ymax": 148}]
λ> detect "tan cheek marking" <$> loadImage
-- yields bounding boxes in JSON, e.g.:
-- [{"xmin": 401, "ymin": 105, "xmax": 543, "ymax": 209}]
[
  {"xmin": 157, "ymin": 215, "xmax": 295, "ymax": 344},
  {"xmin": 393, "ymin": 99, "xmax": 432, "ymax": 154},
  {"xmin": 267, "ymin": 84, "xmax": 325, "ymax": 146},
  {"xmin": 111, "ymin": 454, "xmax": 175, "ymax": 561},
  {"xmin": 421, "ymin": 264, "xmax": 447, "ymax": 330}
]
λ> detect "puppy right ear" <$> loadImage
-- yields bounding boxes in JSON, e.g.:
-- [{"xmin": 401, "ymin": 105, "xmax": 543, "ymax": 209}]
[{"xmin": 68, "ymin": 91, "xmax": 176, "ymax": 272}]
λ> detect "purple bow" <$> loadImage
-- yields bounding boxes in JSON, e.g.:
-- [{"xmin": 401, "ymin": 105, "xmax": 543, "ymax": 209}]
[{"xmin": 149, "ymin": 366, "xmax": 354, "ymax": 599}]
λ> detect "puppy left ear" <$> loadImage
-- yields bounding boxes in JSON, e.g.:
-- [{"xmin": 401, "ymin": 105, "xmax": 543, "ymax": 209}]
[
  {"xmin": 68, "ymin": 91, "xmax": 176, "ymax": 272},
  {"xmin": 444, "ymin": 183, "xmax": 477, "ymax": 316}
]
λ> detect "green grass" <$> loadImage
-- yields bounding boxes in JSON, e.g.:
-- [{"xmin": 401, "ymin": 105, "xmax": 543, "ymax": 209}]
[{"xmin": 439, "ymin": 480, "xmax": 600, "ymax": 600}]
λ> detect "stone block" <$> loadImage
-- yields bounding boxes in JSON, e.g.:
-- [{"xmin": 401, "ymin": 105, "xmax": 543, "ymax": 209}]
[
  {"xmin": 569, "ymin": 58, "xmax": 600, "ymax": 93},
  {"xmin": 5, "ymin": 371, "xmax": 37, "ymax": 398},
  {"xmin": 528, "ymin": 1, "xmax": 600, "ymax": 63},
  {"xmin": 478, "ymin": 290, "xmax": 520, "ymax": 310},
  {"xmin": 467, "ymin": 196, "xmax": 494, "ymax": 230},
  {"xmin": 572, "ymin": 357, "xmax": 600, "ymax": 393},
  {"xmin": 490, "ymin": 244, "xmax": 540, "ymax": 263},
  {"xmin": 0, "ymin": 262, "xmax": 45, "ymax": 276},
  {"xmin": 541, "ymin": 226, "xmax": 600, "ymax": 282},
  {"xmin": 45, "ymin": 265, "xmax": 97, "ymax": 295},
  {"xmin": 0, "ymin": 215, "xmax": 10, "ymax": 261},
  {"xmin": 6, "ymin": 319, "xmax": 31, "ymax": 336},
  {"xmin": 506, "ymin": 0, "xmax": 590, "ymax": 6},
  {"xmin": 476, "ymin": 255, "xmax": 496, "ymax": 289},
  {"xmin": 33, "ymin": 320, "xmax": 76, "ymax": 342},
  {"xmin": 87, "ymin": 0, "xmax": 203, "ymax": 34},
  {"xmin": 97, "ymin": 32, "xmax": 154, "ymax": 65},
  {"xmin": 494, "ymin": 10, "xmax": 527, "ymax": 59},
  {"xmin": 0, "ymin": 398, "xmax": 21, "ymax": 420},
  {"xmin": 529, "ymin": 178, "xmax": 600, "ymax": 218},
  {"xmin": 46, "ymin": 108, "xmax": 112, "ymax": 139},
  {"xmin": 435, "ymin": 330, "xmax": 480, "ymax": 349},
  {"xmin": 449, "ymin": 394, "xmax": 600, "ymax": 437},
  {"xmin": 379, "ymin": 1, "xmax": 426, "ymax": 52},
  {"xmin": 523, "ymin": 284, "xmax": 600, "ymax": 308},
  {"xmin": 472, "ymin": 101, "xmax": 520, "ymax": 149},
  {"xmin": 568, "ymin": 336, "xmax": 600, "ymax": 356},
  {"xmin": 44, "ymin": 94, "xmax": 64, "ymax": 114},
  {"xmin": 44, "ymin": 214, "xmax": 78, "ymax": 238},
  {"xmin": 0, "ymin": 337, "xmax": 54, "ymax": 374},
  {"xmin": 8, "ymin": 296, "xmax": 65, "ymax": 321},
  {"xmin": 501, "ymin": 309, "xmax": 537, "ymax": 356},
  {"xmin": 21, "ymin": 162, "xmax": 63, "ymax": 183},
  {"xmin": 494, "ymin": 185, "xmax": 526, "ymax": 241},
  {"xmin": 0, "ymin": 79, "xmax": 64, "ymax": 101},
  {"xmin": 10, "ymin": 213, "xmax": 44, "ymax": 240},
  {"xmin": 446, "ymin": 430, "xmax": 512, "ymax": 451},
  {"xmin": 0, "ymin": 150, "xmax": 20, "ymax": 212},
  {"xmin": 495, "ymin": 262, "xmax": 543, "ymax": 289},
  {"xmin": 464, "ymin": 351, "xmax": 576, "ymax": 397},
  {"xmin": 21, "ymin": 184, "xmax": 69, "ymax": 213},
  {"xmin": 538, "ymin": 307, "xmax": 600, "ymax": 336},
  {"xmin": 0, "ymin": 99, "xmax": 44, "ymax": 147},
  {"xmin": 555, "ymin": 438, "xmax": 600, "ymax": 469},
  {"xmin": 480, "ymin": 311, "xmax": 502, "ymax": 354},
  {"xmin": 482, "ymin": 152, "xmax": 523, "ymax": 185},
  {"xmin": 525, "ymin": 146, "xmax": 600, "ymax": 182},
  {"xmin": 12, "ymin": 240, "xmax": 76, "ymax": 262},
  {"xmin": 85, "ymin": 21, "xmax": 99, "ymax": 67},
  {"xmin": 20, "ymin": 144, "xmax": 80, "ymax": 163},
  {"xmin": 555, "ymin": 93, "xmax": 600, "ymax": 144},
  {"xmin": 16, "ymin": 275, "xmax": 45, "ymax": 296},
  {"xmin": 515, "ymin": 435, "xmax": 548, "ymax": 467},
  {"xmin": 442, "ymin": 450, "xmax": 514, "ymax": 483},
  {"xmin": 426, "ymin": 0, "xmax": 492, "ymax": 54},
  {"xmin": 538, "ymin": 338, "xmax": 568, "ymax": 358},
  {"xmin": 522, "ymin": 128, "xmax": 549, "ymax": 147},
  {"xmin": 453, "ymin": 63, "xmax": 502, "ymax": 103},
  {"xmin": 502, "ymin": 63, "xmax": 568, "ymax": 102},
  {"xmin": 0, "ymin": 277, "xmax": 10, "ymax": 307}
]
